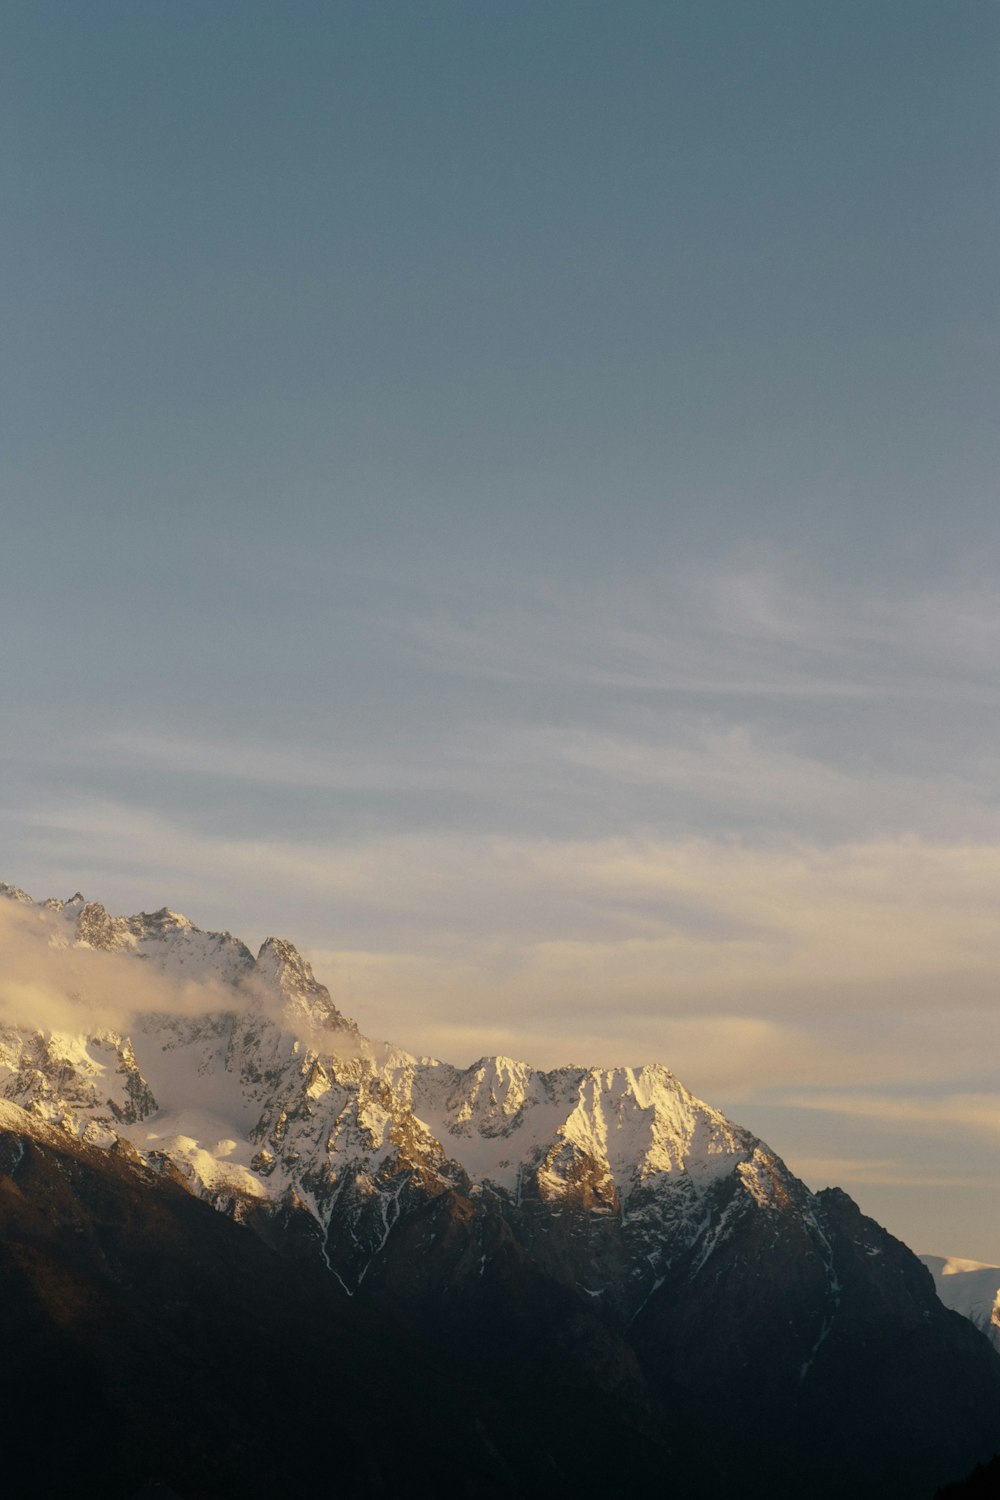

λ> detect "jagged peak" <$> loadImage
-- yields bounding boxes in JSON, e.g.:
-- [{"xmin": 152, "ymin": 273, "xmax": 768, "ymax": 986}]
[
  {"xmin": 255, "ymin": 937, "xmax": 358, "ymax": 1035},
  {"xmin": 75, "ymin": 902, "xmax": 137, "ymax": 953},
  {"xmin": 463, "ymin": 1053, "xmax": 533, "ymax": 1078},
  {"xmin": 0, "ymin": 883, "xmax": 33, "ymax": 904},
  {"xmin": 136, "ymin": 906, "xmax": 193, "ymax": 929},
  {"xmin": 257, "ymin": 934, "xmax": 301, "ymax": 964},
  {"xmin": 256, "ymin": 936, "xmax": 319, "ymax": 991}
]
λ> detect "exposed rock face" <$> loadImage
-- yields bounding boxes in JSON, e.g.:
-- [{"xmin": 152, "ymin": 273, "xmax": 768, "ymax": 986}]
[
  {"xmin": 1, "ymin": 885, "xmax": 999, "ymax": 1499},
  {"xmin": 0, "ymin": 1026, "xmax": 158, "ymax": 1142}
]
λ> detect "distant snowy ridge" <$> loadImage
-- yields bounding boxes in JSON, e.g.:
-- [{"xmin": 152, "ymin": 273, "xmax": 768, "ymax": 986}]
[{"xmin": 921, "ymin": 1254, "xmax": 1000, "ymax": 1350}]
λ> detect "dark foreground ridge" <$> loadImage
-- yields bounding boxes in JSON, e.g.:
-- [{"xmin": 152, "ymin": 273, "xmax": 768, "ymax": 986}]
[{"xmin": 935, "ymin": 1454, "xmax": 1000, "ymax": 1499}]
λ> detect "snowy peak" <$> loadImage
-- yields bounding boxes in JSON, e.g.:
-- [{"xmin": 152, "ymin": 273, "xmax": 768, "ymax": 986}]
[
  {"xmin": 74, "ymin": 900, "xmax": 139, "ymax": 953},
  {"xmin": 921, "ymin": 1254, "xmax": 1000, "ymax": 1350},
  {"xmin": 74, "ymin": 902, "xmax": 257, "ymax": 985},
  {"xmin": 445, "ymin": 1054, "xmax": 542, "ymax": 1136},
  {"xmin": 254, "ymin": 936, "xmax": 357, "ymax": 1035},
  {"xmin": 0, "ymin": 885, "xmax": 258, "ymax": 985},
  {"xmin": 416, "ymin": 1056, "xmax": 758, "ymax": 1204},
  {"xmin": 0, "ymin": 883, "xmax": 32, "ymax": 904}
]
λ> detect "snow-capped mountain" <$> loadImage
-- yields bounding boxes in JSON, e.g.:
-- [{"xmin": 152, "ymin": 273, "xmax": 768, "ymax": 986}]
[
  {"xmin": 922, "ymin": 1255, "xmax": 1000, "ymax": 1350},
  {"xmin": 1, "ymin": 882, "xmax": 999, "ymax": 1500},
  {"xmin": 0, "ymin": 883, "xmax": 797, "ymax": 1313}
]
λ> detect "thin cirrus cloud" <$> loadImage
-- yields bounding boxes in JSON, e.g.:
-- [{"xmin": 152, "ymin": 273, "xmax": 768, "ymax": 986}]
[
  {"xmin": 402, "ymin": 567, "xmax": 1000, "ymax": 704},
  {"xmin": 85, "ymin": 730, "xmax": 475, "ymax": 795},
  {"xmin": 38, "ymin": 710, "xmax": 1000, "ymax": 853},
  {"xmin": 541, "ymin": 726, "xmax": 1000, "ymax": 839},
  {"xmin": 786, "ymin": 1093, "xmax": 1000, "ymax": 1143},
  {"xmin": 27, "ymin": 563, "xmax": 1000, "ymax": 861},
  {"xmin": 779, "ymin": 1157, "xmax": 985, "ymax": 1192}
]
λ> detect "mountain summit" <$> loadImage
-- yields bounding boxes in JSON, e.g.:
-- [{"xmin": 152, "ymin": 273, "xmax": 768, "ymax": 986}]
[{"xmin": 1, "ymin": 885, "xmax": 998, "ymax": 1499}]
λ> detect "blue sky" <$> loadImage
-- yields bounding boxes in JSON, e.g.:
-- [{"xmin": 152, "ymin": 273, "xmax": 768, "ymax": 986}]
[{"xmin": 3, "ymin": 1, "xmax": 1000, "ymax": 1259}]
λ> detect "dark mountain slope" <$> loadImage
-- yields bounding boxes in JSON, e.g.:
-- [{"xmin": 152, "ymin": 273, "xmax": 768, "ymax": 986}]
[
  {"xmin": 935, "ymin": 1454, "xmax": 1000, "ymax": 1498},
  {"xmin": 629, "ymin": 1182, "xmax": 1000, "ymax": 1499},
  {"xmin": 0, "ymin": 1105, "xmax": 520, "ymax": 1500},
  {"xmin": 0, "ymin": 1103, "xmax": 728, "ymax": 1499}
]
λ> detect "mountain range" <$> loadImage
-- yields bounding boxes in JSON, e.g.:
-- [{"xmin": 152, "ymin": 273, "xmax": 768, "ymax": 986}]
[{"xmin": 0, "ymin": 883, "xmax": 997, "ymax": 1499}]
